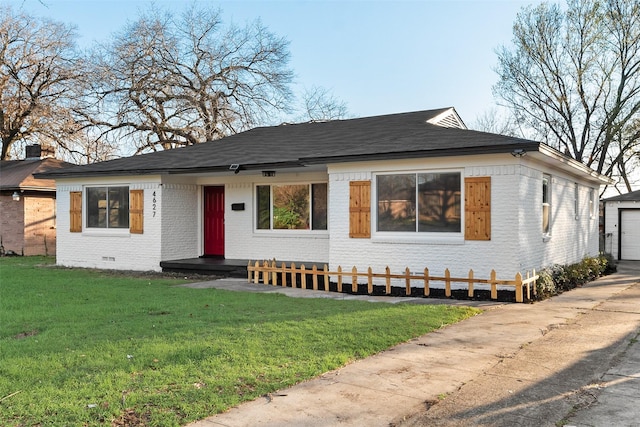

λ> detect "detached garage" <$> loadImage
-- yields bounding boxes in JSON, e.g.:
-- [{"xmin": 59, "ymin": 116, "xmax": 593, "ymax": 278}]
[{"xmin": 603, "ymin": 190, "xmax": 640, "ymax": 260}]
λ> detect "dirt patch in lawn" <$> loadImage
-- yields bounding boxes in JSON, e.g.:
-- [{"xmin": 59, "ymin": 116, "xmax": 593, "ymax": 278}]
[{"xmin": 14, "ymin": 329, "xmax": 39, "ymax": 339}]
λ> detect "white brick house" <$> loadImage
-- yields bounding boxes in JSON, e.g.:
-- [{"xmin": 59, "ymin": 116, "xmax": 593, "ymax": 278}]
[{"xmin": 39, "ymin": 108, "xmax": 611, "ymax": 279}]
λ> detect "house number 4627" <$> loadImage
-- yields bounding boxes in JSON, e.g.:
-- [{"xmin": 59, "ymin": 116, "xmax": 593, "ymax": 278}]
[{"xmin": 152, "ymin": 191, "xmax": 157, "ymax": 217}]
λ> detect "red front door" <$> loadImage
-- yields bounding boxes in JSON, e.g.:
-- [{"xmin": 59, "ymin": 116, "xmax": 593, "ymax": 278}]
[{"xmin": 204, "ymin": 186, "xmax": 225, "ymax": 256}]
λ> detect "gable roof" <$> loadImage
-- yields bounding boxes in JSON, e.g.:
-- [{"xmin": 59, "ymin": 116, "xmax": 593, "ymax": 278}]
[
  {"xmin": 38, "ymin": 107, "xmax": 550, "ymax": 179},
  {"xmin": 0, "ymin": 158, "xmax": 72, "ymax": 191}
]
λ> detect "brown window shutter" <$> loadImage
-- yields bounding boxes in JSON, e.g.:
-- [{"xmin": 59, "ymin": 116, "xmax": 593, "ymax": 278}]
[
  {"xmin": 129, "ymin": 189, "xmax": 144, "ymax": 234},
  {"xmin": 349, "ymin": 181, "xmax": 371, "ymax": 238},
  {"xmin": 69, "ymin": 191, "xmax": 82, "ymax": 233},
  {"xmin": 465, "ymin": 177, "xmax": 491, "ymax": 240}
]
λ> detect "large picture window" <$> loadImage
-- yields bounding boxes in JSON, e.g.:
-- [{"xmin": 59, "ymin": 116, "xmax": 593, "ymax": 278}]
[
  {"xmin": 377, "ymin": 172, "xmax": 461, "ymax": 233},
  {"xmin": 256, "ymin": 183, "xmax": 327, "ymax": 231},
  {"xmin": 87, "ymin": 186, "xmax": 130, "ymax": 228}
]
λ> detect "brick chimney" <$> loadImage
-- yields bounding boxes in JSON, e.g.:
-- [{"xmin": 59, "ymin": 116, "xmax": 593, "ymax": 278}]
[{"xmin": 25, "ymin": 144, "xmax": 55, "ymax": 160}]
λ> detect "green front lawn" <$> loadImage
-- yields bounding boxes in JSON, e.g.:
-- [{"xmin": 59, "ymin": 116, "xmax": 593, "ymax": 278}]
[{"xmin": 0, "ymin": 257, "xmax": 479, "ymax": 426}]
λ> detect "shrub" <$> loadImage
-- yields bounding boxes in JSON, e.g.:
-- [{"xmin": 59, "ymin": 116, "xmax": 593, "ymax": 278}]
[
  {"xmin": 534, "ymin": 254, "xmax": 614, "ymax": 300},
  {"xmin": 534, "ymin": 269, "xmax": 557, "ymax": 298}
]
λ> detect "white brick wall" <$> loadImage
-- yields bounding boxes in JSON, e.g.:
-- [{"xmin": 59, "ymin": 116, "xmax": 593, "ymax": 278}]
[
  {"xmin": 56, "ymin": 178, "xmax": 164, "ymax": 271},
  {"xmin": 160, "ymin": 183, "xmax": 199, "ymax": 261},
  {"xmin": 327, "ymin": 156, "xmax": 602, "ymax": 284},
  {"xmin": 328, "ymin": 159, "xmax": 522, "ymax": 282},
  {"xmin": 210, "ymin": 173, "xmax": 330, "ymax": 263},
  {"xmin": 53, "ymin": 152, "xmax": 603, "ymax": 276},
  {"xmin": 517, "ymin": 170, "xmax": 600, "ymax": 271}
]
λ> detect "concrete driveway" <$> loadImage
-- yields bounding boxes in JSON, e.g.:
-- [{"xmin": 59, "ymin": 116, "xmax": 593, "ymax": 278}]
[{"xmin": 185, "ymin": 261, "xmax": 640, "ymax": 427}]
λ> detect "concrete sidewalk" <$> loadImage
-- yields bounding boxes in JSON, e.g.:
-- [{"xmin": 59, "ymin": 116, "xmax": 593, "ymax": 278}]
[{"xmin": 185, "ymin": 262, "xmax": 640, "ymax": 427}]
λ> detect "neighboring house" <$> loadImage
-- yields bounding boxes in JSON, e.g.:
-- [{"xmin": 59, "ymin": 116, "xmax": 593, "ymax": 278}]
[
  {"xmin": 602, "ymin": 190, "xmax": 640, "ymax": 260},
  {"xmin": 0, "ymin": 145, "xmax": 71, "ymax": 256},
  {"xmin": 38, "ymin": 108, "xmax": 611, "ymax": 280}
]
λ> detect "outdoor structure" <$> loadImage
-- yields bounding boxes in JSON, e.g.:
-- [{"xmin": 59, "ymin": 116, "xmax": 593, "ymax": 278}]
[
  {"xmin": 602, "ymin": 190, "xmax": 640, "ymax": 260},
  {"xmin": 38, "ymin": 108, "xmax": 611, "ymax": 281},
  {"xmin": 0, "ymin": 145, "xmax": 71, "ymax": 256}
]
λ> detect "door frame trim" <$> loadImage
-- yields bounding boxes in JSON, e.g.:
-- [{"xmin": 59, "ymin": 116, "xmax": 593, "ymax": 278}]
[{"xmin": 203, "ymin": 185, "xmax": 225, "ymax": 257}]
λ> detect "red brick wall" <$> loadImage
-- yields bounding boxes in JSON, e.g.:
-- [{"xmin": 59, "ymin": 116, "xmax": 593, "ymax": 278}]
[
  {"xmin": 0, "ymin": 194, "xmax": 25, "ymax": 254},
  {"xmin": 0, "ymin": 193, "xmax": 57, "ymax": 256}
]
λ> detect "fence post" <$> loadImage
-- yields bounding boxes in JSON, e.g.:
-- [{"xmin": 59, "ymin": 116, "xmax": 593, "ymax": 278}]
[
  {"xmin": 263, "ymin": 260, "xmax": 270, "ymax": 285},
  {"xmin": 247, "ymin": 260, "xmax": 253, "ymax": 283},
  {"xmin": 324, "ymin": 264, "xmax": 330, "ymax": 291},
  {"xmin": 525, "ymin": 271, "xmax": 531, "ymax": 300},
  {"xmin": 405, "ymin": 267, "xmax": 411, "ymax": 296},
  {"xmin": 445, "ymin": 268, "xmax": 451, "ymax": 297},
  {"xmin": 312, "ymin": 265, "xmax": 318, "ymax": 290},
  {"xmin": 271, "ymin": 260, "xmax": 278, "ymax": 286},
  {"xmin": 351, "ymin": 266, "xmax": 358, "ymax": 293},
  {"xmin": 301, "ymin": 264, "xmax": 307, "ymax": 289},
  {"xmin": 468, "ymin": 269, "xmax": 474, "ymax": 298},
  {"xmin": 254, "ymin": 261, "xmax": 260, "ymax": 284},
  {"xmin": 385, "ymin": 266, "xmax": 391, "ymax": 294},
  {"xmin": 490, "ymin": 269, "xmax": 497, "ymax": 299},
  {"xmin": 515, "ymin": 272, "xmax": 523, "ymax": 303},
  {"xmin": 281, "ymin": 262, "xmax": 287, "ymax": 287},
  {"xmin": 291, "ymin": 262, "xmax": 297, "ymax": 288},
  {"xmin": 424, "ymin": 267, "xmax": 430, "ymax": 296},
  {"xmin": 367, "ymin": 267, "xmax": 373, "ymax": 294},
  {"xmin": 532, "ymin": 269, "xmax": 537, "ymax": 297},
  {"xmin": 337, "ymin": 265, "xmax": 343, "ymax": 292}
]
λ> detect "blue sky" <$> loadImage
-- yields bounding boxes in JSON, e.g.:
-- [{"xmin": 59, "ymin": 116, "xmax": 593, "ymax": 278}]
[{"xmin": 12, "ymin": 0, "xmax": 540, "ymax": 126}]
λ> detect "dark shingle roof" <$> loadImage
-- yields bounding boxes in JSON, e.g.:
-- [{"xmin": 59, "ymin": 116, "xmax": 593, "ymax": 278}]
[
  {"xmin": 38, "ymin": 108, "xmax": 542, "ymax": 178},
  {"xmin": 0, "ymin": 158, "xmax": 72, "ymax": 190},
  {"xmin": 602, "ymin": 189, "xmax": 640, "ymax": 202}
]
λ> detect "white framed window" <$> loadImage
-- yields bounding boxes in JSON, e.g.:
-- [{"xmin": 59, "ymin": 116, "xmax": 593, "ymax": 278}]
[
  {"xmin": 542, "ymin": 174, "xmax": 551, "ymax": 235},
  {"xmin": 256, "ymin": 183, "xmax": 327, "ymax": 231},
  {"xmin": 589, "ymin": 188, "xmax": 596, "ymax": 219},
  {"xmin": 86, "ymin": 186, "xmax": 130, "ymax": 229},
  {"xmin": 375, "ymin": 171, "xmax": 461, "ymax": 234}
]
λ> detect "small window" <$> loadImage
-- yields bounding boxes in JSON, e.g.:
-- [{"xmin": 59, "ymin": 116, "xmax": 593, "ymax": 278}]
[
  {"xmin": 574, "ymin": 183, "xmax": 579, "ymax": 220},
  {"xmin": 589, "ymin": 188, "xmax": 596, "ymax": 219},
  {"xmin": 542, "ymin": 175, "xmax": 551, "ymax": 234},
  {"xmin": 87, "ymin": 186, "xmax": 129, "ymax": 229},
  {"xmin": 256, "ymin": 183, "xmax": 327, "ymax": 231},
  {"xmin": 376, "ymin": 172, "xmax": 461, "ymax": 233}
]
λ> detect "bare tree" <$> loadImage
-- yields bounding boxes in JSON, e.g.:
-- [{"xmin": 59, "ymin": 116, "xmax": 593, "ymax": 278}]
[
  {"xmin": 300, "ymin": 85, "xmax": 349, "ymax": 121},
  {"xmin": 81, "ymin": 4, "xmax": 294, "ymax": 154},
  {"xmin": 472, "ymin": 108, "xmax": 523, "ymax": 137},
  {"xmin": 494, "ymin": 0, "xmax": 640, "ymax": 192},
  {"xmin": 0, "ymin": 6, "xmax": 85, "ymax": 160}
]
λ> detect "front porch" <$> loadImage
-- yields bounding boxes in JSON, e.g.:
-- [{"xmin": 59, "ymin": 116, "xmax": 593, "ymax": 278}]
[{"xmin": 160, "ymin": 257, "xmax": 328, "ymax": 278}]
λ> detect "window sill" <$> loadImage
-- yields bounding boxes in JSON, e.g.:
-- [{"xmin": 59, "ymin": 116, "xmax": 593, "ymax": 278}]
[
  {"xmin": 82, "ymin": 228, "xmax": 131, "ymax": 237},
  {"xmin": 372, "ymin": 234, "xmax": 464, "ymax": 245},
  {"xmin": 253, "ymin": 231, "xmax": 329, "ymax": 238},
  {"xmin": 542, "ymin": 234, "xmax": 552, "ymax": 243}
]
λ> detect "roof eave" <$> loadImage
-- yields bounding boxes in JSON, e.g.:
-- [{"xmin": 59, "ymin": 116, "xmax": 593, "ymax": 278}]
[
  {"xmin": 34, "ymin": 169, "xmax": 169, "ymax": 179},
  {"xmin": 299, "ymin": 142, "xmax": 542, "ymax": 165},
  {"xmin": 0, "ymin": 185, "xmax": 56, "ymax": 192},
  {"xmin": 536, "ymin": 145, "xmax": 614, "ymax": 185},
  {"xmin": 37, "ymin": 161, "xmax": 307, "ymax": 179}
]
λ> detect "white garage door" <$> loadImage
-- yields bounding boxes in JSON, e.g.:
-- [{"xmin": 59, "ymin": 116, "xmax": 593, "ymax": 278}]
[{"xmin": 621, "ymin": 210, "xmax": 640, "ymax": 260}]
